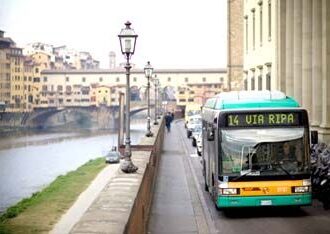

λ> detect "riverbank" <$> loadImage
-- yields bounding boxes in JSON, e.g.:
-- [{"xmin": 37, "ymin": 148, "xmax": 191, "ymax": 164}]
[{"xmin": 0, "ymin": 157, "xmax": 107, "ymax": 234}]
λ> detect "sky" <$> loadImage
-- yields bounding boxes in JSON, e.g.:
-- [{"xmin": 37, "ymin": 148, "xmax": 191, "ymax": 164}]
[{"xmin": 0, "ymin": 0, "xmax": 227, "ymax": 69}]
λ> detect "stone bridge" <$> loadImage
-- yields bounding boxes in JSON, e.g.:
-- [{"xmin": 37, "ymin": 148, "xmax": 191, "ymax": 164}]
[{"xmin": 22, "ymin": 101, "xmax": 152, "ymax": 128}]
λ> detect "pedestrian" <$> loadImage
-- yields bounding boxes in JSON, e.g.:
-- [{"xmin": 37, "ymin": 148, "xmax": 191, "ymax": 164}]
[
  {"xmin": 165, "ymin": 112, "xmax": 173, "ymax": 132},
  {"xmin": 171, "ymin": 111, "xmax": 175, "ymax": 121}
]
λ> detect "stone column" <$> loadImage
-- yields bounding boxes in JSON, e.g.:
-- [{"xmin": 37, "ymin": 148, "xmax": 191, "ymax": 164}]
[
  {"xmin": 312, "ymin": 0, "xmax": 322, "ymax": 126},
  {"xmin": 321, "ymin": 0, "xmax": 330, "ymax": 131},
  {"xmin": 302, "ymin": 0, "xmax": 312, "ymax": 113},
  {"xmin": 293, "ymin": 0, "xmax": 302, "ymax": 103},
  {"xmin": 285, "ymin": 0, "xmax": 293, "ymax": 96}
]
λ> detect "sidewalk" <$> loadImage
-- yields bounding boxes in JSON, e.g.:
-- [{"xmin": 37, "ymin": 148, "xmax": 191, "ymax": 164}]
[{"xmin": 147, "ymin": 122, "xmax": 208, "ymax": 234}]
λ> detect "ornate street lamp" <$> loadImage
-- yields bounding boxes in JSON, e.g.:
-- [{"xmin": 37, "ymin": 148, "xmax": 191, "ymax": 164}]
[
  {"xmin": 144, "ymin": 61, "xmax": 154, "ymax": 137},
  {"xmin": 153, "ymin": 75, "xmax": 159, "ymax": 125},
  {"xmin": 118, "ymin": 21, "xmax": 138, "ymax": 173}
]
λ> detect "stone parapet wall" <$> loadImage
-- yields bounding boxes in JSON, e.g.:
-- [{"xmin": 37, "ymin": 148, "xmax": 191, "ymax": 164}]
[{"xmin": 70, "ymin": 118, "xmax": 164, "ymax": 234}]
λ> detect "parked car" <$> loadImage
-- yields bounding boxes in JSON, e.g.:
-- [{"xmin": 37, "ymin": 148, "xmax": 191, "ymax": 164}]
[
  {"xmin": 196, "ymin": 133, "xmax": 202, "ymax": 156},
  {"xmin": 186, "ymin": 114, "xmax": 201, "ymax": 138},
  {"xmin": 191, "ymin": 125, "xmax": 202, "ymax": 147},
  {"xmin": 105, "ymin": 150, "xmax": 121, "ymax": 163},
  {"xmin": 184, "ymin": 103, "xmax": 201, "ymax": 128}
]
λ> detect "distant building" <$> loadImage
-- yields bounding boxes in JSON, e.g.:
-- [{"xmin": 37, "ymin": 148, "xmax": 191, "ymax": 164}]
[
  {"xmin": 109, "ymin": 51, "xmax": 116, "ymax": 69},
  {"xmin": 40, "ymin": 68, "xmax": 227, "ymax": 108}
]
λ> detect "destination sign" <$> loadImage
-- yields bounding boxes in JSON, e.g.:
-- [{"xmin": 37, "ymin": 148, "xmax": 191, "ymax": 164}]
[{"xmin": 226, "ymin": 112, "xmax": 301, "ymax": 127}]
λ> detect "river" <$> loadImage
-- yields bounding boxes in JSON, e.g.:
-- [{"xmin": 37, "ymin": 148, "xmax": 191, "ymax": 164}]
[{"xmin": 0, "ymin": 118, "xmax": 147, "ymax": 213}]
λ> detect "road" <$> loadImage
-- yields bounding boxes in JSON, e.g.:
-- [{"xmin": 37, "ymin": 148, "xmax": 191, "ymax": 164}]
[{"xmin": 175, "ymin": 120, "xmax": 330, "ymax": 234}]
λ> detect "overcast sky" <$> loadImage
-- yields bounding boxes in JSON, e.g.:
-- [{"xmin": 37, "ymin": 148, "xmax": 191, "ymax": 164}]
[{"xmin": 0, "ymin": 0, "xmax": 227, "ymax": 69}]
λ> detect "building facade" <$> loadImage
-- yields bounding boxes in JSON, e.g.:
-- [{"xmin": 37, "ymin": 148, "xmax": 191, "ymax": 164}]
[
  {"xmin": 243, "ymin": 0, "xmax": 277, "ymax": 91},
  {"xmin": 235, "ymin": 0, "xmax": 330, "ymax": 143},
  {"xmin": 227, "ymin": 0, "xmax": 244, "ymax": 91},
  {"xmin": 40, "ymin": 68, "xmax": 227, "ymax": 109}
]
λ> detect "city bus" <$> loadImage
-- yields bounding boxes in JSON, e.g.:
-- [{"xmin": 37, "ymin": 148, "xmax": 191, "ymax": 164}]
[{"xmin": 202, "ymin": 91, "xmax": 316, "ymax": 209}]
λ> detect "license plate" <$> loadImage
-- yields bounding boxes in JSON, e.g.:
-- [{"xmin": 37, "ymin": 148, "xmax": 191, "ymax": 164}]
[{"xmin": 261, "ymin": 200, "xmax": 272, "ymax": 206}]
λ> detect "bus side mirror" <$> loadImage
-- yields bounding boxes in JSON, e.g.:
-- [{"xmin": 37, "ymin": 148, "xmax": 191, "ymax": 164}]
[
  {"xmin": 311, "ymin": 130, "xmax": 318, "ymax": 145},
  {"xmin": 207, "ymin": 127, "xmax": 214, "ymax": 141}
]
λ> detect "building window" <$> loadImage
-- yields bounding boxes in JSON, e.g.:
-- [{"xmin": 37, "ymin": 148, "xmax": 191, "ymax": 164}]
[
  {"xmin": 268, "ymin": 0, "xmax": 271, "ymax": 40},
  {"xmin": 167, "ymin": 77, "xmax": 171, "ymax": 82},
  {"xmin": 57, "ymin": 85, "xmax": 63, "ymax": 91},
  {"xmin": 116, "ymin": 77, "xmax": 120, "ymax": 82},
  {"xmin": 259, "ymin": 1, "xmax": 263, "ymax": 46},
  {"xmin": 188, "ymin": 98, "xmax": 194, "ymax": 102},
  {"xmin": 185, "ymin": 77, "xmax": 189, "ymax": 82},
  {"xmin": 202, "ymin": 77, "xmax": 206, "ymax": 82},
  {"xmin": 220, "ymin": 77, "xmax": 224, "ymax": 82},
  {"xmin": 266, "ymin": 72, "xmax": 271, "ymax": 90},
  {"xmin": 244, "ymin": 15, "xmax": 248, "ymax": 53},
  {"xmin": 252, "ymin": 8, "xmax": 256, "ymax": 50},
  {"xmin": 66, "ymin": 85, "xmax": 72, "ymax": 93},
  {"xmin": 82, "ymin": 77, "xmax": 86, "ymax": 82},
  {"xmin": 179, "ymin": 99, "xmax": 186, "ymax": 102},
  {"xmin": 244, "ymin": 79, "xmax": 248, "ymax": 90},
  {"xmin": 251, "ymin": 76, "xmax": 255, "ymax": 90},
  {"xmin": 99, "ymin": 77, "xmax": 103, "ymax": 82},
  {"xmin": 66, "ymin": 77, "xmax": 69, "ymax": 82},
  {"xmin": 35, "ymin": 68, "xmax": 39, "ymax": 73},
  {"xmin": 133, "ymin": 77, "xmax": 137, "ymax": 82},
  {"xmin": 258, "ymin": 75, "xmax": 262, "ymax": 90},
  {"xmin": 43, "ymin": 76, "xmax": 47, "ymax": 82}
]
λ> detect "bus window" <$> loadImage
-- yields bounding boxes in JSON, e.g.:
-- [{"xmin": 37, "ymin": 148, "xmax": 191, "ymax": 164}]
[{"xmin": 220, "ymin": 128, "xmax": 308, "ymax": 175}]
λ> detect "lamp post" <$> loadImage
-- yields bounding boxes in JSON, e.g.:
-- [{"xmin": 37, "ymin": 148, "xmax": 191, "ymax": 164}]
[
  {"xmin": 144, "ymin": 61, "xmax": 154, "ymax": 137},
  {"xmin": 118, "ymin": 21, "xmax": 138, "ymax": 173},
  {"xmin": 153, "ymin": 75, "xmax": 159, "ymax": 125}
]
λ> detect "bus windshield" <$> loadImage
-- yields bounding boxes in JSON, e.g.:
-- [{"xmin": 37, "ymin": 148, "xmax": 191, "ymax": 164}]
[{"xmin": 220, "ymin": 128, "xmax": 309, "ymax": 176}]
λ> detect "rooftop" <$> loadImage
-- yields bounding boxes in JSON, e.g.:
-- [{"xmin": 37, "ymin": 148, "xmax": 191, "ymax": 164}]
[
  {"xmin": 41, "ymin": 68, "xmax": 227, "ymax": 75},
  {"xmin": 213, "ymin": 91, "xmax": 300, "ymax": 110}
]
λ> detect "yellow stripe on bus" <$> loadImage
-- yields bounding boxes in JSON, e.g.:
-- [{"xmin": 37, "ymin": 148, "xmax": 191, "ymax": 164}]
[{"xmin": 228, "ymin": 180, "xmax": 304, "ymax": 196}]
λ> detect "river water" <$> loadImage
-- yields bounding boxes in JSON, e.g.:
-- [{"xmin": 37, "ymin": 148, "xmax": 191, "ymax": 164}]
[{"xmin": 0, "ymin": 118, "xmax": 147, "ymax": 213}]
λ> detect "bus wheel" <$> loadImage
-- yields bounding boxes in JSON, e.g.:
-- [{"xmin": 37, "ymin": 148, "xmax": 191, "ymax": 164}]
[
  {"xmin": 215, "ymin": 203, "xmax": 222, "ymax": 211},
  {"xmin": 204, "ymin": 180, "xmax": 209, "ymax": 192}
]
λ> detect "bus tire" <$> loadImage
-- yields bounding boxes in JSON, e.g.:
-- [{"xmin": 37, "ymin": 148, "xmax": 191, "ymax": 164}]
[
  {"xmin": 215, "ymin": 203, "xmax": 222, "ymax": 211},
  {"xmin": 203, "ymin": 161, "xmax": 209, "ymax": 192},
  {"xmin": 204, "ymin": 179, "xmax": 209, "ymax": 192}
]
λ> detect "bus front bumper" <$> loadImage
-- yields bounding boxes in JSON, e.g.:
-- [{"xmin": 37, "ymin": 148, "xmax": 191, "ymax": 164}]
[{"xmin": 216, "ymin": 194, "xmax": 312, "ymax": 208}]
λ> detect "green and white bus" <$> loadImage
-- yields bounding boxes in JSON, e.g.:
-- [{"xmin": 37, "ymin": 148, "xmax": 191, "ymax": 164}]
[{"xmin": 202, "ymin": 91, "xmax": 316, "ymax": 209}]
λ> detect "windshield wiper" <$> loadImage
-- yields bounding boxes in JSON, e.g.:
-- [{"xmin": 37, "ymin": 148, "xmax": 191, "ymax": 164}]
[
  {"xmin": 232, "ymin": 169, "xmax": 260, "ymax": 181},
  {"xmin": 272, "ymin": 162, "xmax": 293, "ymax": 177}
]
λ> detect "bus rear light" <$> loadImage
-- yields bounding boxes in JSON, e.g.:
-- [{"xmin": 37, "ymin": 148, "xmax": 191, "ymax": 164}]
[
  {"xmin": 292, "ymin": 186, "xmax": 310, "ymax": 193},
  {"xmin": 219, "ymin": 188, "xmax": 240, "ymax": 195}
]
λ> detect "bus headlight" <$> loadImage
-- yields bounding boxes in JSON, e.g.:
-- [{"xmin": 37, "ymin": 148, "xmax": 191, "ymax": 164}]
[
  {"xmin": 293, "ymin": 186, "xmax": 310, "ymax": 193},
  {"xmin": 302, "ymin": 178, "xmax": 311, "ymax": 186},
  {"xmin": 219, "ymin": 188, "xmax": 239, "ymax": 195}
]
